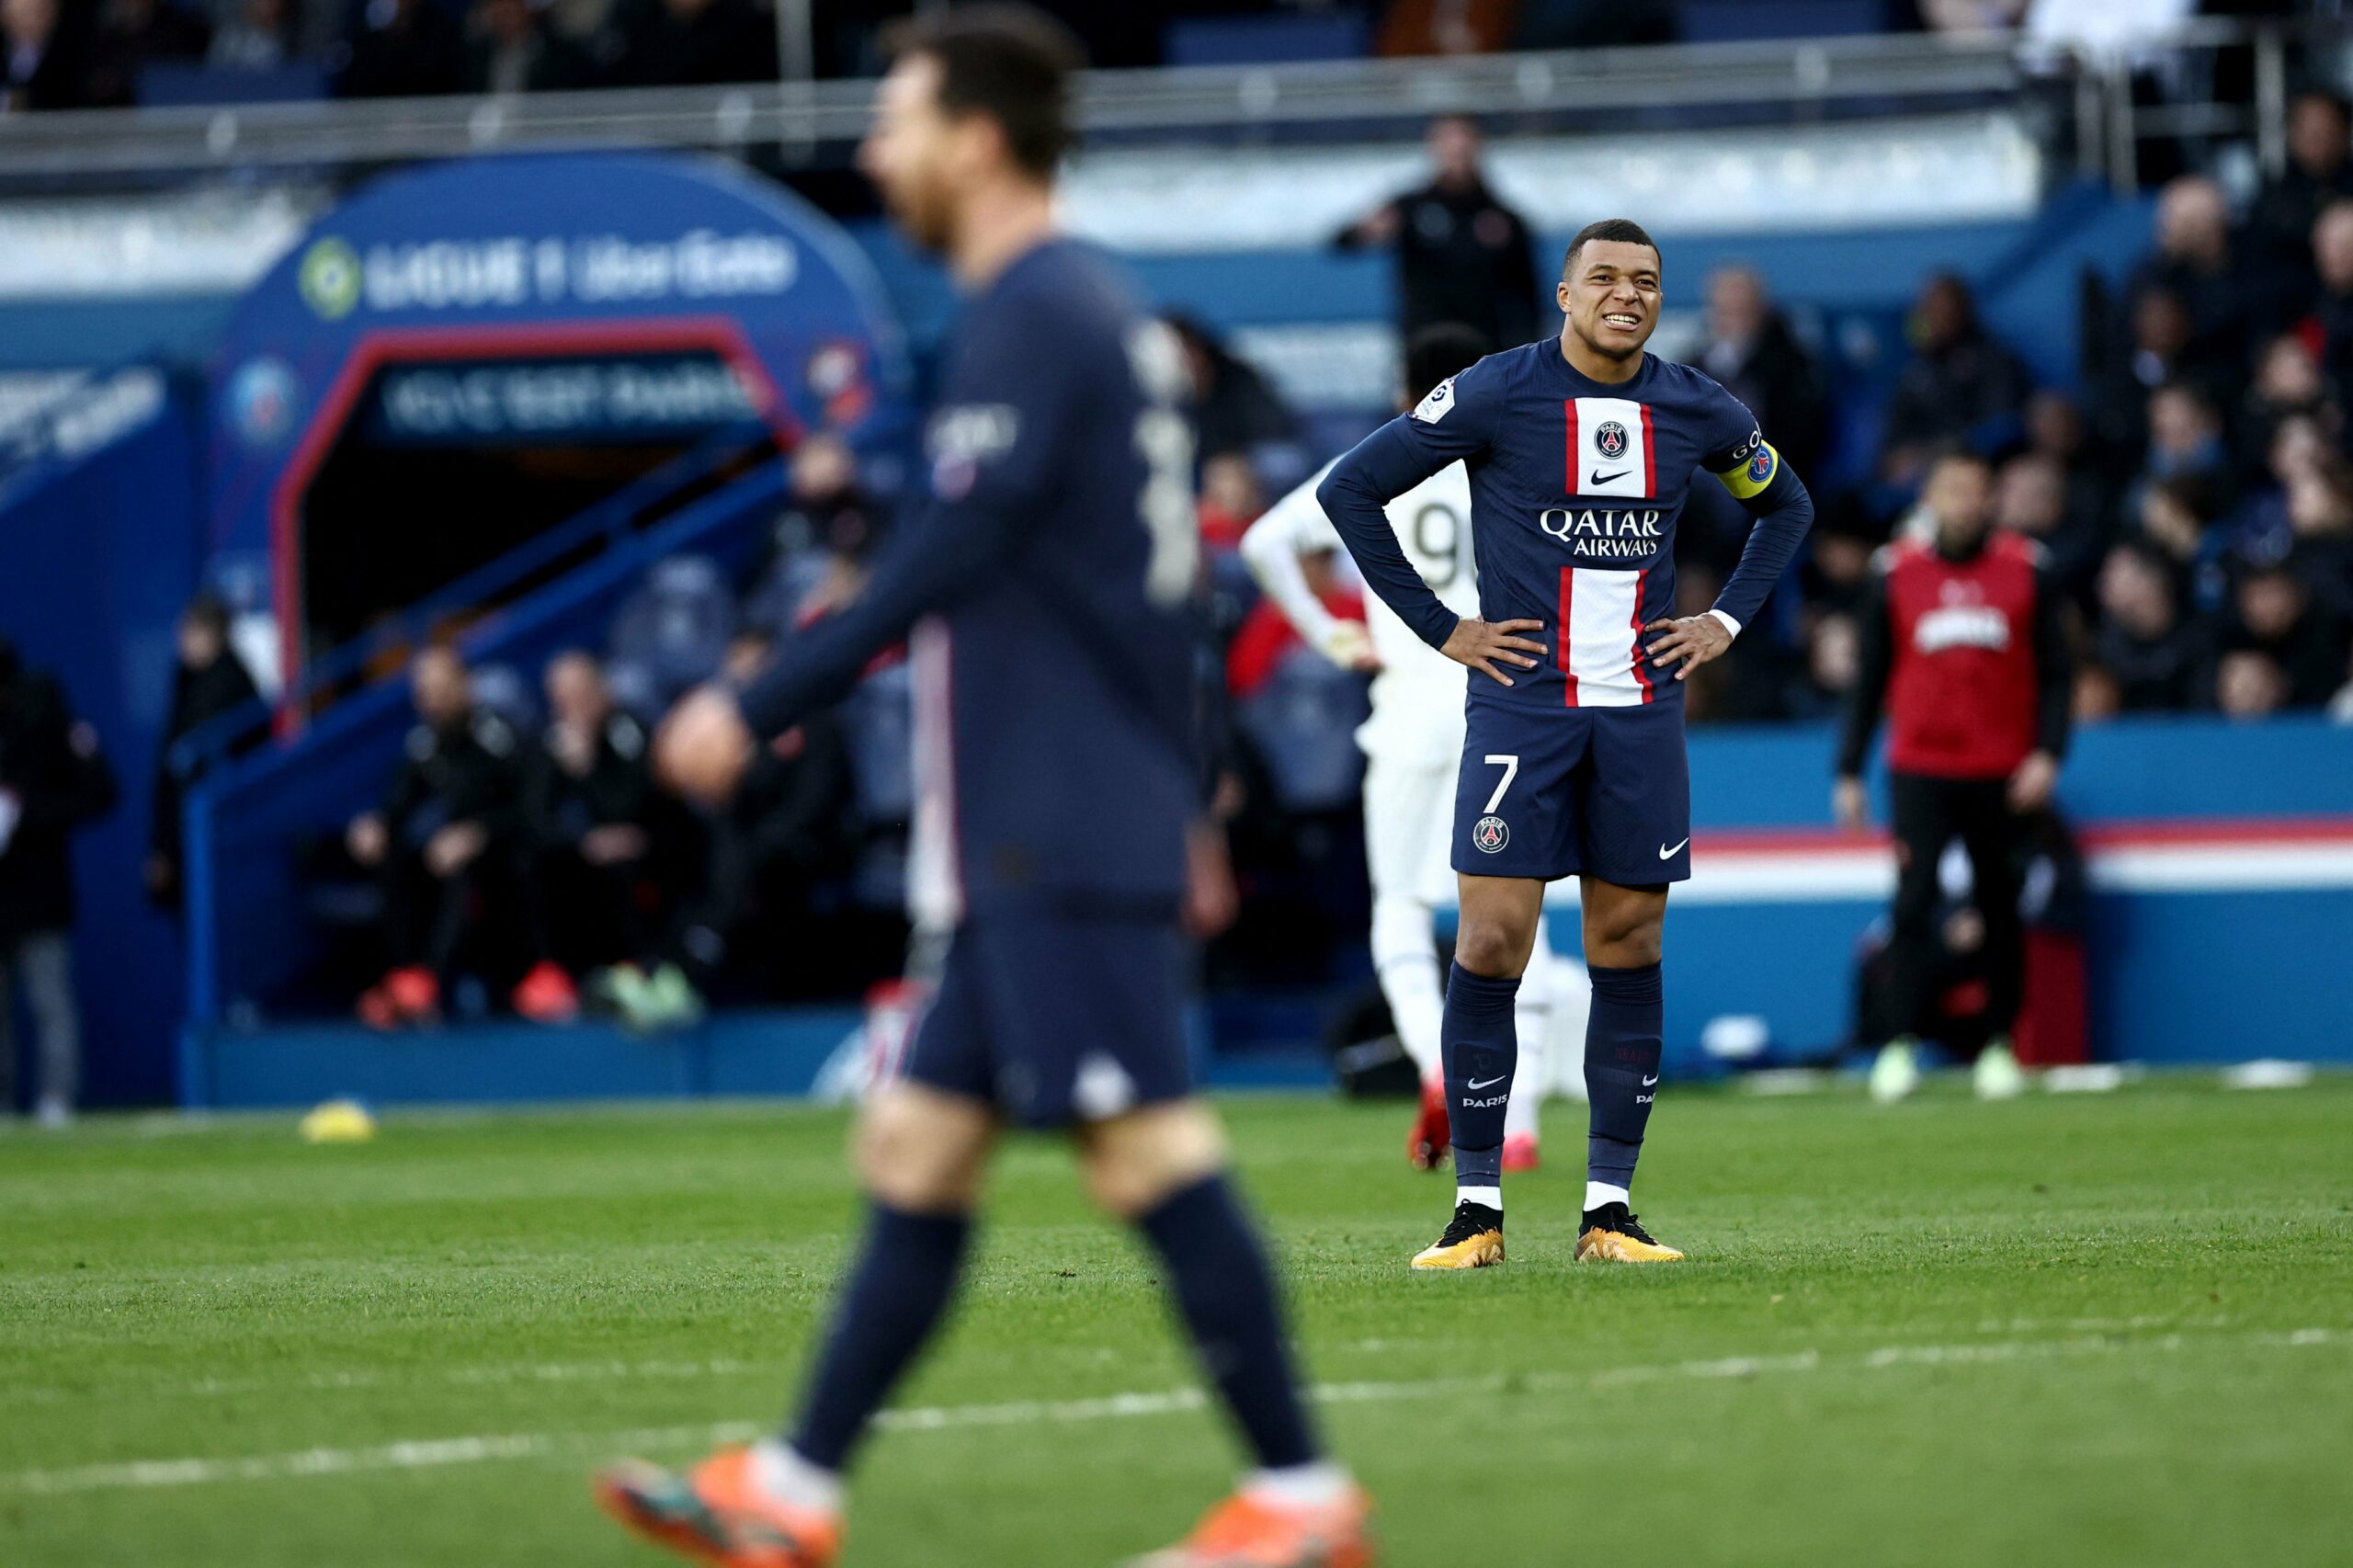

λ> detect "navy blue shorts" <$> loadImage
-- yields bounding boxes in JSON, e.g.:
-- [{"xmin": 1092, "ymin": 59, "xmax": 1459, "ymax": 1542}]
[
  {"xmin": 900, "ymin": 914, "xmax": 1195, "ymax": 1129},
  {"xmin": 1451, "ymin": 696, "xmax": 1691, "ymax": 885}
]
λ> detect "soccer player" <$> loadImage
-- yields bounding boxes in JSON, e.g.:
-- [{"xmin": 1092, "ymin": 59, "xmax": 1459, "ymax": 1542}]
[
  {"xmin": 1238, "ymin": 324, "xmax": 1580, "ymax": 1174},
  {"xmin": 1318, "ymin": 220, "xmax": 1814, "ymax": 1269},
  {"xmin": 593, "ymin": 12, "xmax": 1374, "ymax": 1568},
  {"xmin": 1835, "ymin": 448, "xmax": 2071, "ymax": 1104}
]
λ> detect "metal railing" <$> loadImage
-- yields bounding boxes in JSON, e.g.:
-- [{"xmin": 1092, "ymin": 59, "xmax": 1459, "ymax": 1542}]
[
  {"xmin": 0, "ymin": 31, "xmax": 2033, "ymax": 183},
  {"xmin": 0, "ymin": 20, "xmax": 2331, "ymax": 195},
  {"xmin": 160, "ymin": 416, "xmax": 777, "ymax": 785}
]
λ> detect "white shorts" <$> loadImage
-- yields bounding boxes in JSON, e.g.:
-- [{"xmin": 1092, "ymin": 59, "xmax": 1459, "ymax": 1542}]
[{"xmin": 1362, "ymin": 754, "xmax": 1458, "ymax": 908}]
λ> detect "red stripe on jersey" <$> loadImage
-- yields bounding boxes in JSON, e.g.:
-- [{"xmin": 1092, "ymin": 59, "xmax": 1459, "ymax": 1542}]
[
  {"xmin": 1639, "ymin": 403, "xmax": 1656, "ymax": 498},
  {"xmin": 1558, "ymin": 565, "xmax": 1579, "ymax": 708},
  {"xmin": 1563, "ymin": 399, "xmax": 1580, "ymax": 494},
  {"xmin": 1629, "ymin": 566, "xmax": 1654, "ymax": 704}
]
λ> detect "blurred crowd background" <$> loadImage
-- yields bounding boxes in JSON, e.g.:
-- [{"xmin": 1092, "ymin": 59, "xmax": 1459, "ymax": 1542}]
[{"xmin": 4, "ymin": 0, "xmax": 2352, "ymax": 1116}]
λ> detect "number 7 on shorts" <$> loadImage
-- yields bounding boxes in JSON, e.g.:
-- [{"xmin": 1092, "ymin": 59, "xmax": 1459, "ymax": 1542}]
[{"xmin": 1483, "ymin": 754, "xmax": 1518, "ymax": 814}]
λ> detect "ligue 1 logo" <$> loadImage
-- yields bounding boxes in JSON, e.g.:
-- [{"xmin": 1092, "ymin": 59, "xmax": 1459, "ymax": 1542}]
[
  {"xmin": 1595, "ymin": 420, "xmax": 1630, "ymax": 460},
  {"xmin": 1472, "ymin": 814, "xmax": 1509, "ymax": 853}
]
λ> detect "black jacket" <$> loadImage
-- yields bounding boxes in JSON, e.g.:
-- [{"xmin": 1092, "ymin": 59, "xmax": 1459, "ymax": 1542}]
[
  {"xmin": 1341, "ymin": 176, "xmax": 1540, "ymax": 348},
  {"xmin": 0, "ymin": 668, "xmax": 117, "ymax": 940},
  {"xmin": 148, "ymin": 651, "xmax": 262, "ymax": 898},
  {"xmin": 381, "ymin": 710, "xmax": 528, "ymax": 855},
  {"xmin": 1881, "ymin": 328, "xmax": 2031, "ymax": 463},
  {"xmin": 524, "ymin": 712, "xmax": 654, "ymax": 852}
]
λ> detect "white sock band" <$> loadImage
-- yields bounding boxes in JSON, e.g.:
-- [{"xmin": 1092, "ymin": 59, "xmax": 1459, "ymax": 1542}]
[
  {"xmin": 1584, "ymin": 1181, "xmax": 1631, "ymax": 1212},
  {"xmin": 750, "ymin": 1438, "xmax": 844, "ymax": 1515},
  {"xmin": 1245, "ymin": 1460, "xmax": 1353, "ymax": 1508},
  {"xmin": 1457, "ymin": 1184, "xmax": 1503, "ymax": 1211}
]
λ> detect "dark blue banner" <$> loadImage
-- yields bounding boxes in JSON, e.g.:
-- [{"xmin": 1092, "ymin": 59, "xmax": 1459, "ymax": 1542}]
[{"xmin": 356, "ymin": 351, "xmax": 759, "ymax": 447}]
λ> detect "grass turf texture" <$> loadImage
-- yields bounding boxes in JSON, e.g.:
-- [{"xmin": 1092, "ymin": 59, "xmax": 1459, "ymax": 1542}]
[{"xmin": 3, "ymin": 1079, "xmax": 2349, "ymax": 1568}]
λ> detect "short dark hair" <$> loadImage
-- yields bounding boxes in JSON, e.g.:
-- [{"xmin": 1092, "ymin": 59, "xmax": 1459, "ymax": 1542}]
[
  {"xmin": 183, "ymin": 590, "xmax": 233, "ymax": 642},
  {"xmin": 889, "ymin": 5, "xmax": 1084, "ymax": 181},
  {"xmin": 1404, "ymin": 323, "xmax": 1494, "ymax": 405},
  {"xmin": 1563, "ymin": 218, "xmax": 1659, "ymax": 278}
]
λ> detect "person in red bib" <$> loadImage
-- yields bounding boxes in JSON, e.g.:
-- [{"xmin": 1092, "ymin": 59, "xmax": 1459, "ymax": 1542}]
[{"xmin": 1836, "ymin": 448, "xmax": 2072, "ymax": 1103}]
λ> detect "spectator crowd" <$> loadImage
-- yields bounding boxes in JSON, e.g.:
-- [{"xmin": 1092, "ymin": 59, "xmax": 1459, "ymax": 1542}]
[
  {"xmin": 8, "ymin": 22, "xmax": 2353, "ymax": 1096},
  {"xmin": 4, "ymin": 0, "xmax": 2323, "ymax": 112}
]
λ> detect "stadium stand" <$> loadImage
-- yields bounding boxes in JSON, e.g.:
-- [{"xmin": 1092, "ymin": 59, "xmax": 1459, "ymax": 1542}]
[{"xmin": 0, "ymin": 6, "xmax": 2349, "ymax": 1114}]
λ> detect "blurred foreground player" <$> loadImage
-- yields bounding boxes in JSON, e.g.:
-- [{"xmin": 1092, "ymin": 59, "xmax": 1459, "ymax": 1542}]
[
  {"xmin": 1836, "ymin": 449, "xmax": 2071, "ymax": 1103},
  {"xmin": 1319, "ymin": 221, "xmax": 1815, "ymax": 1267},
  {"xmin": 1240, "ymin": 324, "xmax": 1579, "ymax": 1175},
  {"xmin": 596, "ymin": 13, "xmax": 1372, "ymax": 1567}
]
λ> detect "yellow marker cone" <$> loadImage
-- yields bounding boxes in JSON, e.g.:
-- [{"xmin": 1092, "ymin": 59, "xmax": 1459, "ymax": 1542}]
[{"xmin": 299, "ymin": 1098, "xmax": 377, "ymax": 1143}]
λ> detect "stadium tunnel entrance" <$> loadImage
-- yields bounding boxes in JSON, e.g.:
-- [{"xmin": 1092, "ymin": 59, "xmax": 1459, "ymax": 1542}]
[
  {"xmin": 203, "ymin": 150, "xmax": 911, "ymax": 689},
  {"xmin": 284, "ymin": 324, "xmax": 787, "ymax": 660}
]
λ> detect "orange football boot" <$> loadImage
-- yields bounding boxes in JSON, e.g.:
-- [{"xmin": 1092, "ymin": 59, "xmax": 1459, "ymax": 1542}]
[
  {"xmin": 1130, "ymin": 1484, "xmax": 1376, "ymax": 1567},
  {"xmin": 594, "ymin": 1446, "xmax": 841, "ymax": 1568}
]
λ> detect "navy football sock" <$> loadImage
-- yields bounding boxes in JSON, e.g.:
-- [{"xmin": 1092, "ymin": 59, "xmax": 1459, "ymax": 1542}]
[
  {"xmin": 1138, "ymin": 1176, "xmax": 1320, "ymax": 1471},
  {"xmin": 787, "ymin": 1203, "xmax": 973, "ymax": 1471},
  {"xmin": 1585, "ymin": 961, "xmax": 1665, "ymax": 1196},
  {"xmin": 1443, "ymin": 963, "xmax": 1521, "ymax": 1200}
]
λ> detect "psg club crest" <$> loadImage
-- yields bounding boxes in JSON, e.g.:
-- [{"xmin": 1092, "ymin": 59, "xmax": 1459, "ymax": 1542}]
[
  {"xmin": 1473, "ymin": 815, "xmax": 1510, "ymax": 853},
  {"xmin": 1595, "ymin": 420, "xmax": 1630, "ymax": 460}
]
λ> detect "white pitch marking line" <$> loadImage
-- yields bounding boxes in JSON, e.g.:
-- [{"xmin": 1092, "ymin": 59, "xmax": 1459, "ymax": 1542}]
[{"xmin": 5, "ymin": 1327, "xmax": 2341, "ymax": 1497}]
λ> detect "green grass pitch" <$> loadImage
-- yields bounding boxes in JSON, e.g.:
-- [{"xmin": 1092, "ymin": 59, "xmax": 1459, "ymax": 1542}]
[{"xmin": 5, "ymin": 1077, "xmax": 2349, "ymax": 1567}]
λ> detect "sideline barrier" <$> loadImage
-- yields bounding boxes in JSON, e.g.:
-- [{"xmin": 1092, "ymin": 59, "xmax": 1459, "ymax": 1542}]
[{"xmin": 182, "ymin": 716, "xmax": 2353, "ymax": 1108}]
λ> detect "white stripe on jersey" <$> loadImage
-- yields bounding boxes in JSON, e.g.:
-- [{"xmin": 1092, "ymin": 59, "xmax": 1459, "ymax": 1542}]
[
  {"xmin": 1560, "ymin": 566, "xmax": 1653, "ymax": 708},
  {"xmin": 906, "ymin": 617, "xmax": 963, "ymax": 929}
]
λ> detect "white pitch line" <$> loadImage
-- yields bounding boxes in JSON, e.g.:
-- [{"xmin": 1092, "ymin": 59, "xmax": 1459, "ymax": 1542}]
[
  {"xmin": 13, "ymin": 1313, "xmax": 2245, "ymax": 1409},
  {"xmin": 6, "ymin": 1326, "xmax": 2342, "ymax": 1498}
]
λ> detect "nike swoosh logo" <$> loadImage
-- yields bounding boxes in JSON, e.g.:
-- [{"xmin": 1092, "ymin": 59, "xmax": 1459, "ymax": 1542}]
[
  {"xmin": 1589, "ymin": 468, "xmax": 1631, "ymax": 486},
  {"xmin": 1658, "ymin": 838, "xmax": 1688, "ymax": 858},
  {"xmin": 1466, "ymin": 1075, "xmax": 1506, "ymax": 1091},
  {"xmin": 1642, "ymin": 1074, "xmax": 1659, "ymax": 1087}
]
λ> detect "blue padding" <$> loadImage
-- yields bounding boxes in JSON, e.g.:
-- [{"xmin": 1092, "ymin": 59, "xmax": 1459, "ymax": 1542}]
[
  {"xmin": 198, "ymin": 1006, "xmax": 862, "ymax": 1108},
  {"xmin": 1678, "ymin": 0, "xmax": 1889, "ymax": 41},
  {"xmin": 2088, "ymin": 891, "xmax": 2353, "ymax": 1065},
  {"xmin": 0, "ymin": 384, "xmax": 203, "ymax": 1106},
  {"xmin": 1164, "ymin": 13, "xmax": 1370, "ymax": 66},
  {"xmin": 137, "ymin": 62, "xmax": 329, "ymax": 106},
  {"xmin": 1688, "ymin": 715, "xmax": 2353, "ymax": 829},
  {"xmin": 193, "ymin": 1001, "xmax": 1308, "ymax": 1108},
  {"xmin": 0, "ymin": 296, "xmax": 237, "ymax": 371}
]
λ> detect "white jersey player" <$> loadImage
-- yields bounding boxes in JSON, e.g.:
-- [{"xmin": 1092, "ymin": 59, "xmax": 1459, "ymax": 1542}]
[{"xmin": 1241, "ymin": 325, "xmax": 1585, "ymax": 1173}]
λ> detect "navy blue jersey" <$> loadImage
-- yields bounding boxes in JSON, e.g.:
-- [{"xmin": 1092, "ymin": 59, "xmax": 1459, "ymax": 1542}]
[
  {"xmin": 738, "ymin": 239, "xmax": 1199, "ymax": 923},
  {"xmin": 1319, "ymin": 341, "xmax": 1813, "ymax": 710}
]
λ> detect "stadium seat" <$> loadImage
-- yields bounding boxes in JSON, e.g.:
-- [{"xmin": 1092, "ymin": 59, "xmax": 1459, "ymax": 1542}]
[
  {"xmin": 603, "ymin": 658, "xmax": 665, "ymax": 724},
  {"xmin": 607, "ymin": 555, "xmax": 737, "ymax": 709},
  {"xmin": 467, "ymin": 662, "xmax": 538, "ymax": 731}
]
